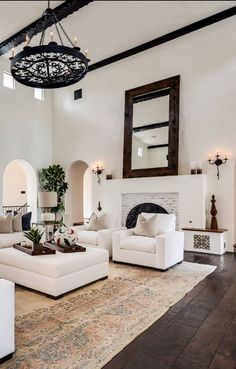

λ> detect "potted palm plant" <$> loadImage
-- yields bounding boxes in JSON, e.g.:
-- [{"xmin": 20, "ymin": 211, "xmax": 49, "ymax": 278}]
[{"xmin": 24, "ymin": 227, "xmax": 45, "ymax": 251}]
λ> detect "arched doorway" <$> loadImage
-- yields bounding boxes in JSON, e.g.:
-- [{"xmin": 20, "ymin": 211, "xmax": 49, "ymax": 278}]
[
  {"xmin": 3, "ymin": 159, "xmax": 37, "ymax": 221},
  {"xmin": 66, "ymin": 160, "xmax": 92, "ymax": 225}
]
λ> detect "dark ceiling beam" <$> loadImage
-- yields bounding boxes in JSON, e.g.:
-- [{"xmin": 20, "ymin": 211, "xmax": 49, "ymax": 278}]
[
  {"xmin": 88, "ymin": 6, "xmax": 236, "ymax": 72},
  {"xmin": 147, "ymin": 144, "xmax": 168, "ymax": 150},
  {"xmin": 0, "ymin": 0, "xmax": 94, "ymax": 56}
]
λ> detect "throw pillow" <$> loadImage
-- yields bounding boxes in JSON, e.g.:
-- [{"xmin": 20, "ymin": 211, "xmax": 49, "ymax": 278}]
[
  {"xmin": 12, "ymin": 213, "xmax": 23, "ymax": 232},
  {"xmin": 134, "ymin": 213, "xmax": 158, "ymax": 237},
  {"xmin": 0, "ymin": 214, "xmax": 13, "ymax": 233},
  {"xmin": 22, "ymin": 212, "xmax": 32, "ymax": 231},
  {"xmin": 87, "ymin": 213, "xmax": 107, "ymax": 231},
  {"xmin": 142, "ymin": 212, "xmax": 176, "ymax": 234}
]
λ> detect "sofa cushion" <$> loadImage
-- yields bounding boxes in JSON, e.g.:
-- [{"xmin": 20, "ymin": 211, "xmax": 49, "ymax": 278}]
[
  {"xmin": 135, "ymin": 214, "xmax": 157, "ymax": 237},
  {"xmin": 0, "ymin": 247, "xmax": 108, "ymax": 278},
  {"xmin": 87, "ymin": 213, "xmax": 106, "ymax": 231},
  {"xmin": 120, "ymin": 235, "xmax": 156, "ymax": 254},
  {"xmin": 0, "ymin": 232, "xmax": 27, "ymax": 249},
  {"xmin": 142, "ymin": 213, "xmax": 176, "ymax": 234},
  {"xmin": 0, "ymin": 214, "xmax": 13, "ymax": 234},
  {"xmin": 22, "ymin": 212, "xmax": 32, "ymax": 231},
  {"xmin": 12, "ymin": 213, "xmax": 22, "ymax": 232},
  {"xmin": 77, "ymin": 230, "xmax": 98, "ymax": 245}
]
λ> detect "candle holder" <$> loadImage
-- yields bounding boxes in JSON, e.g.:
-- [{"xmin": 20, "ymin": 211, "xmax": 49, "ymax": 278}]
[
  {"xmin": 92, "ymin": 165, "xmax": 104, "ymax": 184},
  {"xmin": 208, "ymin": 153, "xmax": 228, "ymax": 180}
]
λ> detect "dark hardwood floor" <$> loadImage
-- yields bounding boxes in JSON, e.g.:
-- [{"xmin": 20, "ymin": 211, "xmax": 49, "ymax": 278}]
[{"xmin": 103, "ymin": 252, "xmax": 236, "ymax": 369}]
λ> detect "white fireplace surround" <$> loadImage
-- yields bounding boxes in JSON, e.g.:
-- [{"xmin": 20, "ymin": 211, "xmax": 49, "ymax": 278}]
[{"xmin": 100, "ymin": 174, "xmax": 207, "ymax": 232}]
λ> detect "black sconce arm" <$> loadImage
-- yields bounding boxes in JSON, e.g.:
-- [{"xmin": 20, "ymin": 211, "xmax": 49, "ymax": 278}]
[{"xmin": 208, "ymin": 153, "xmax": 228, "ymax": 180}]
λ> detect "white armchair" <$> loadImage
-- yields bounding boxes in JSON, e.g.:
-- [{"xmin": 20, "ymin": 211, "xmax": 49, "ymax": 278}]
[
  {"xmin": 112, "ymin": 213, "xmax": 184, "ymax": 271},
  {"xmin": 72, "ymin": 213, "xmax": 126, "ymax": 257},
  {"xmin": 0, "ymin": 279, "xmax": 15, "ymax": 363}
]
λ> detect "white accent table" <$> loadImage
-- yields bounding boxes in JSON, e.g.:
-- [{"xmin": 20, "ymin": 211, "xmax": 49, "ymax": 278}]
[
  {"xmin": 182, "ymin": 228, "xmax": 227, "ymax": 255},
  {"xmin": 0, "ymin": 279, "xmax": 15, "ymax": 363}
]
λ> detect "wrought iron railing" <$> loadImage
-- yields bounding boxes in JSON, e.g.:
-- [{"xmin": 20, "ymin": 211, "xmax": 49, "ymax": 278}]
[{"xmin": 3, "ymin": 203, "xmax": 29, "ymax": 215}]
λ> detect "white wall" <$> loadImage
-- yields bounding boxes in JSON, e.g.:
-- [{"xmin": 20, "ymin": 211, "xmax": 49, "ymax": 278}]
[
  {"xmin": 51, "ymin": 16, "xmax": 236, "ymax": 249},
  {"xmin": 148, "ymin": 147, "xmax": 168, "ymax": 168},
  {"xmin": 133, "ymin": 95, "xmax": 169, "ymax": 127},
  {"xmin": 132, "ymin": 136, "xmax": 148, "ymax": 169},
  {"xmin": 83, "ymin": 167, "xmax": 93, "ymax": 220},
  {"xmin": 0, "ymin": 58, "xmax": 53, "ymax": 211}
]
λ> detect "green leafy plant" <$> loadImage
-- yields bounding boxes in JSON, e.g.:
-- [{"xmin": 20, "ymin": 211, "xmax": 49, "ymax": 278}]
[
  {"xmin": 39, "ymin": 164, "xmax": 68, "ymax": 213},
  {"xmin": 24, "ymin": 227, "xmax": 45, "ymax": 245}
]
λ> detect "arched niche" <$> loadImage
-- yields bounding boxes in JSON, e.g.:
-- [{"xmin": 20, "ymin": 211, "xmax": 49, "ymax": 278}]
[
  {"xmin": 3, "ymin": 159, "xmax": 37, "ymax": 221},
  {"xmin": 66, "ymin": 160, "xmax": 92, "ymax": 225}
]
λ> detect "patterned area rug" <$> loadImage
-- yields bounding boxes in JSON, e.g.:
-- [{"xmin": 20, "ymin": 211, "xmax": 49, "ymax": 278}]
[{"xmin": 3, "ymin": 261, "xmax": 216, "ymax": 369}]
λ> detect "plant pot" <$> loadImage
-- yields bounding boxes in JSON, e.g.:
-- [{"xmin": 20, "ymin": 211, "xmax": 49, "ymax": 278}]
[{"xmin": 32, "ymin": 243, "xmax": 43, "ymax": 252}]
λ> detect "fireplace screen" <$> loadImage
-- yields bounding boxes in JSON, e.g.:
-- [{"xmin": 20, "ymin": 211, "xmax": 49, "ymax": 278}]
[{"xmin": 126, "ymin": 202, "xmax": 168, "ymax": 229}]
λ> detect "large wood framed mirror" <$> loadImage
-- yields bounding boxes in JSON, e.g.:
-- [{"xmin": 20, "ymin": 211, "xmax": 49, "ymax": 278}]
[{"xmin": 123, "ymin": 75, "xmax": 180, "ymax": 178}]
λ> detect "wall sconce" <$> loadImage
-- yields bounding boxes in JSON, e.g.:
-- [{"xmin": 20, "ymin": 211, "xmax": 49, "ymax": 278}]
[
  {"xmin": 92, "ymin": 164, "xmax": 104, "ymax": 184},
  {"xmin": 208, "ymin": 152, "xmax": 228, "ymax": 180}
]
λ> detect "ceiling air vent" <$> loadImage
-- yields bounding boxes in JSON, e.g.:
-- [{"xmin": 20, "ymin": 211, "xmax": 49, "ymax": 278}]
[{"xmin": 74, "ymin": 89, "xmax": 82, "ymax": 100}]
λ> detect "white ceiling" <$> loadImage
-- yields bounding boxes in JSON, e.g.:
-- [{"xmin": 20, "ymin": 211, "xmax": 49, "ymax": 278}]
[
  {"xmin": 1, "ymin": 1, "xmax": 236, "ymax": 62},
  {"xmin": 0, "ymin": 1, "xmax": 62, "ymax": 43}
]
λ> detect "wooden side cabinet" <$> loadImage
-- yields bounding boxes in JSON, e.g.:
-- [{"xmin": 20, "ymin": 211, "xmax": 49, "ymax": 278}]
[{"xmin": 182, "ymin": 228, "xmax": 227, "ymax": 255}]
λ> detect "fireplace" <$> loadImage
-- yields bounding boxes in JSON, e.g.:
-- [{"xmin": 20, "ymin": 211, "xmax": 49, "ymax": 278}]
[
  {"xmin": 100, "ymin": 175, "xmax": 206, "ymax": 235},
  {"xmin": 126, "ymin": 202, "xmax": 168, "ymax": 229},
  {"xmin": 122, "ymin": 192, "xmax": 179, "ymax": 229}
]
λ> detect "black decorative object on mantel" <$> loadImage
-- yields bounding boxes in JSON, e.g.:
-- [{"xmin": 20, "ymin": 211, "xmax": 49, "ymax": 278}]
[
  {"xmin": 210, "ymin": 195, "xmax": 218, "ymax": 230},
  {"xmin": 208, "ymin": 153, "xmax": 228, "ymax": 180},
  {"xmin": 9, "ymin": 0, "xmax": 90, "ymax": 89},
  {"xmin": 126, "ymin": 203, "xmax": 168, "ymax": 229},
  {"xmin": 97, "ymin": 201, "xmax": 102, "ymax": 212}
]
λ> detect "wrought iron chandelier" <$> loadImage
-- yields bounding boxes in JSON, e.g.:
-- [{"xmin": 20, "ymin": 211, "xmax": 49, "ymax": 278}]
[{"xmin": 9, "ymin": 1, "xmax": 90, "ymax": 89}]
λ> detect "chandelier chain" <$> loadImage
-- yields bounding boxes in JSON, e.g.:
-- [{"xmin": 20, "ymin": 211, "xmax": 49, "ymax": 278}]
[
  {"xmin": 52, "ymin": 12, "xmax": 64, "ymax": 46},
  {"xmin": 53, "ymin": 11, "xmax": 74, "ymax": 47},
  {"xmin": 40, "ymin": 4, "xmax": 49, "ymax": 46},
  {"xmin": 27, "ymin": 33, "xmax": 33, "ymax": 47},
  {"xmin": 40, "ymin": 26, "xmax": 46, "ymax": 45}
]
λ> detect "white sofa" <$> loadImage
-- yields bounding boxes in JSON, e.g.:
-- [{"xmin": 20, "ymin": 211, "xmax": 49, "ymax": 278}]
[
  {"xmin": 0, "ymin": 279, "xmax": 14, "ymax": 363},
  {"xmin": 72, "ymin": 214, "xmax": 126, "ymax": 257},
  {"xmin": 0, "ymin": 232, "xmax": 27, "ymax": 249},
  {"xmin": 112, "ymin": 213, "xmax": 184, "ymax": 271}
]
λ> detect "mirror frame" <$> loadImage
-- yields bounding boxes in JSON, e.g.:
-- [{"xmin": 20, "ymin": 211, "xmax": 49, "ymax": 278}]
[{"xmin": 123, "ymin": 75, "xmax": 180, "ymax": 178}]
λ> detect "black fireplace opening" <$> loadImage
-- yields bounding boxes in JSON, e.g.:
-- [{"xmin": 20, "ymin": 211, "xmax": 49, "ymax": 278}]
[{"xmin": 125, "ymin": 202, "xmax": 168, "ymax": 229}]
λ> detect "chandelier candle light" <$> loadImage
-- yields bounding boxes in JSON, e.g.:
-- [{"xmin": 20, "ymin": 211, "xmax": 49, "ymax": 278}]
[{"xmin": 9, "ymin": 0, "xmax": 90, "ymax": 89}]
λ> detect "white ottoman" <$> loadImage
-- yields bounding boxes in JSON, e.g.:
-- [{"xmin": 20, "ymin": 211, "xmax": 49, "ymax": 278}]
[{"xmin": 0, "ymin": 247, "xmax": 109, "ymax": 298}]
